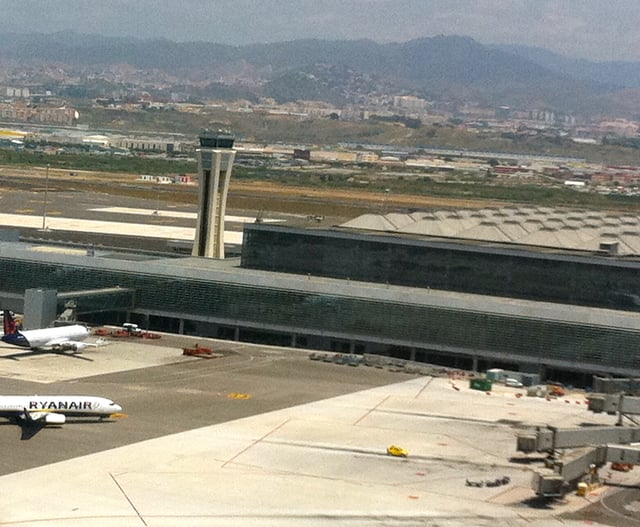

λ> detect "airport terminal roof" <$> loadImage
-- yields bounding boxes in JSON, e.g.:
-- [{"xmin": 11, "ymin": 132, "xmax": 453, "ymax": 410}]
[
  {"xmin": 340, "ymin": 207, "xmax": 640, "ymax": 256},
  {"xmin": 3, "ymin": 239, "xmax": 640, "ymax": 333}
]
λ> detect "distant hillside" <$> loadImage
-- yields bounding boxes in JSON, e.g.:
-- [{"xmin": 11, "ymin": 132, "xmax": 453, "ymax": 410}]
[
  {"xmin": 494, "ymin": 44, "xmax": 640, "ymax": 89},
  {"xmin": 0, "ymin": 32, "xmax": 637, "ymax": 116},
  {"xmin": 0, "ymin": 32, "xmax": 557, "ymax": 83}
]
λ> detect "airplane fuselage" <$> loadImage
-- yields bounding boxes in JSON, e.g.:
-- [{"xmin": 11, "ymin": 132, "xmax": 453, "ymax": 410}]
[
  {"xmin": 1, "ymin": 324, "xmax": 89, "ymax": 350},
  {"xmin": 0, "ymin": 395, "xmax": 122, "ymax": 420}
]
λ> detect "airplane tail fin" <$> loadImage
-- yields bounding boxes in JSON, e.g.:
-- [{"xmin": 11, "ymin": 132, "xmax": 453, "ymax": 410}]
[{"xmin": 3, "ymin": 310, "xmax": 19, "ymax": 335}]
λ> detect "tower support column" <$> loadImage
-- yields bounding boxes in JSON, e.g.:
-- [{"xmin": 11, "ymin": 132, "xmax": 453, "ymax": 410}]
[{"xmin": 192, "ymin": 130, "xmax": 236, "ymax": 259}]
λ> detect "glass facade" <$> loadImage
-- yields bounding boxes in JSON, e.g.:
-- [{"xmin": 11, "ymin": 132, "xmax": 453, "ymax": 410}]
[
  {"xmin": 242, "ymin": 225, "xmax": 640, "ymax": 311},
  {"xmin": 0, "ymin": 250, "xmax": 639, "ymax": 376}
]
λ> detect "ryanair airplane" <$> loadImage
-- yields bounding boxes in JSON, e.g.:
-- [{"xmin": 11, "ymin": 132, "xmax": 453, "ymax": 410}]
[{"xmin": 0, "ymin": 395, "xmax": 123, "ymax": 426}]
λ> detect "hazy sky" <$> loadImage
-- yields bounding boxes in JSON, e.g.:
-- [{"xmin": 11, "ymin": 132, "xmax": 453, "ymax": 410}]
[{"xmin": 2, "ymin": 0, "xmax": 639, "ymax": 62}]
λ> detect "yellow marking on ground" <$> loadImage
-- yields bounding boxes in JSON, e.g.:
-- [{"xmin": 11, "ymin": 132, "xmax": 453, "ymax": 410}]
[
  {"xmin": 110, "ymin": 413, "xmax": 129, "ymax": 419},
  {"xmin": 227, "ymin": 393, "xmax": 251, "ymax": 400},
  {"xmin": 14, "ymin": 209, "xmax": 35, "ymax": 213},
  {"xmin": 0, "ymin": 130, "xmax": 27, "ymax": 137}
]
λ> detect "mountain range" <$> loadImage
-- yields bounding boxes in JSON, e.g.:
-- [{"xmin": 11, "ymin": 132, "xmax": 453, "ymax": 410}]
[{"xmin": 1, "ymin": 32, "xmax": 640, "ymax": 118}]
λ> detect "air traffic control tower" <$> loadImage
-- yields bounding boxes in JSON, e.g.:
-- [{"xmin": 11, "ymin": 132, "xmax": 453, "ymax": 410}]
[{"xmin": 192, "ymin": 129, "xmax": 236, "ymax": 258}]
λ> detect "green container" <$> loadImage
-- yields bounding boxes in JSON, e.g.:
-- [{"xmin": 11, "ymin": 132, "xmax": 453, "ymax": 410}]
[{"xmin": 470, "ymin": 378, "xmax": 493, "ymax": 391}]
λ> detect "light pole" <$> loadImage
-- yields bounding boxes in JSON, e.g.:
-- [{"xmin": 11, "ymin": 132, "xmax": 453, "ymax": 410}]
[
  {"xmin": 41, "ymin": 164, "xmax": 50, "ymax": 230},
  {"xmin": 383, "ymin": 188, "xmax": 390, "ymax": 214}
]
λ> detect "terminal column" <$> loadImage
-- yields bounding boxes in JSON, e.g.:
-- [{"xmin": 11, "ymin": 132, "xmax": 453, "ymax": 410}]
[{"xmin": 192, "ymin": 129, "xmax": 236, "ymax": 259}]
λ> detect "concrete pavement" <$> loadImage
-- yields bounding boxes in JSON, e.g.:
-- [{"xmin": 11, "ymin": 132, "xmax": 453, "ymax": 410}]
[{"xmin": 0, "ymin": 373, "xmax": 627, "ymax": 526}]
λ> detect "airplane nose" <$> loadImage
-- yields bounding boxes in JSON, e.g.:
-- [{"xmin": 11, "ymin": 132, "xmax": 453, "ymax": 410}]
[{"xmin": 113, "ymin": 404, "xmax": 123, "ymax": 413}]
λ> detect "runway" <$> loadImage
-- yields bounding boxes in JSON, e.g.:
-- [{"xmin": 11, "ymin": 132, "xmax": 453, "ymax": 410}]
[
  {"xmin": 88, "ymin": 207, "xmax": 283, "ymax": 224},
  {"xmin": 0, "ymin": 211, "xmax": 243, "ymax": 244},
  {"xmin": 0, "ymin": 187, "xmax": 289, "ymax": 251}
]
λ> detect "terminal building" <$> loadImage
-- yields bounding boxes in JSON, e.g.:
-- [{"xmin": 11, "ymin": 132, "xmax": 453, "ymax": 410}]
[
  {"xmin": 1, "ymin": 123, "xmax": 638, "ymax": 385},
  {"xmin": 1, "ymin": 203, "xmax": 640, "ymax": 386}
]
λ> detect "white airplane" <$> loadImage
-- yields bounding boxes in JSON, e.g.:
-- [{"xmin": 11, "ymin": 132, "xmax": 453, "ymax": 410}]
[
  {"xmin": 0, "ymin": 395, "xmax": 123, "ymax": 426},
  {"xmin": 1, "ymin": 310, "xmax": 93, "ymax": 354}
]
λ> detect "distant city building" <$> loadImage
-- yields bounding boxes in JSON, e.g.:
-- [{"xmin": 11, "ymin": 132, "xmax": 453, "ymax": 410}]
[
  {"xmin": 598, "ymin": 118, "xmax": 639, "ymax": 137},
  {"xmin": 356, "ymin": 152, "xmax": 379, "ymax": 163},
  {"xmin": 82, "ymin": 135, "xmax": 110, "ymax": 148},
  {"xmin": 117, "ymin": 138, "xmax": 178, "ymax": 153},
  {"xmin": 392, "ymin": 95, "xmax": 430, "ymax": 113},
  {"xmin": 139, "ymin": 174, "xmax": 193, "ymax": 184},
  {"xmin": 3, "ymin": 86, "xmax": 30, "ymax": 98},
  {"xmin": 495, "ymin": 106, "xmax": 511, "ymax": 119},
  {"xmin": 293, "ymin": 149, "xmax": 311, "ymax": 161},
  {"xmin": 0, "ymin": 101, "xmax": 77, "ymax": 126}
]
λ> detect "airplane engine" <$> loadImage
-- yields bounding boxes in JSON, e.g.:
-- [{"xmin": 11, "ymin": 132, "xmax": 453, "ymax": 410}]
[
  {"xmin": 59, "ymin": 342, "xmax": 86, "ymax": 354},
  {"xmin": 44, "ymin": 413, "xmax": 66, "ymax": 425}
]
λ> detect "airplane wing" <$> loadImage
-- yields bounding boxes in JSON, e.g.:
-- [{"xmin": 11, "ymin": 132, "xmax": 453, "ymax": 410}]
[
  {"xmin": 46, "ymin": 337, "xmax": 79, "ymax": 348},
  {"xmin": 21, "ymin": 425, "xmax": 43, "ymax": 440},
  {"xmin": 17, "ymin": 410, "xmax": 65, "ymax": 439},
  {"xmin": 48, "ymin": 340, "xmax": 90, "ymax": 353},
  {"xmin": 0, "ymin": 348, "xmax": 94, "ymax": 361}
]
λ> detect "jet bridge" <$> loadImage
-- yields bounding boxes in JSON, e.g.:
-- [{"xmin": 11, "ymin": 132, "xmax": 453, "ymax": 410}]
[
  {"xmin": 588, "ymin": 392, "xmax": 640, "ymax": 425},
  {"xmin": 518, "ymin": 381, "xmax": 640, "ymax": 498},
  {"xmin": 593, "ymin": 375, "xmax": 640, "ymax": 395},
  {"xmin": 529, "ymin": 444, "xmax": 640, "ymax": 498},
  {"xmin": 0, "ymin": 287, "xmax": 136, "ymax": 328},
  {"xmin": 57, "ymin": 287, "xmax": 136, "ymax": 315},
  {"xmin": 517, "ymin": 425, "xmax": 640, "ymax": 453},
  {"xmin": 518, "ymin": 424, "xmax": 640, "ymax": 497}
]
